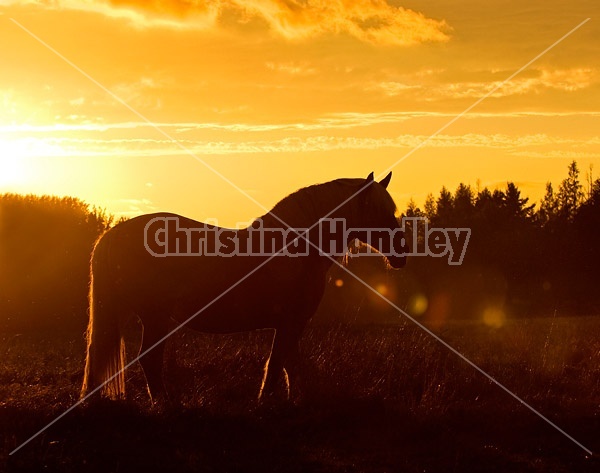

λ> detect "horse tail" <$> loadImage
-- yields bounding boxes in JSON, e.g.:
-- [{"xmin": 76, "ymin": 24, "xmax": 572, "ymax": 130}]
[{"xmin": 81, "ymin": 233, "xmax": 126, "ymax": 400}]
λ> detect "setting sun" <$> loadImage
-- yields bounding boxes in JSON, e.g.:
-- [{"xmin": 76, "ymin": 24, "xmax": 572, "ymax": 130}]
[
  {"xmin": 0, "ymin": 152, "xmax": 31, "ymax": 187},
  {"xmin": 0, "ymin": 154, "xmax": 21, "ymax": 184}
]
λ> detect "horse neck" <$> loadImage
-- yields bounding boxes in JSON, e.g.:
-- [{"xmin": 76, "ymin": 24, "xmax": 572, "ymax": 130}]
[
  {"xmin": 261, "ymin": 184, "xmax": 362, "ymax": 228},
  {"xmin": 256, "ymin": 188, "xmax": 361, "ymax": 273}
]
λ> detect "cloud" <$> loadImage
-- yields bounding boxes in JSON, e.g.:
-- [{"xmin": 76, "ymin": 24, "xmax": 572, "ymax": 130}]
[
  {"xmin": 103, "ymin": 0, "xmax": 221, "ymax": 27},
  {"xmin": 510, "ymin": 150, "xmax": 600, "ymax": 159},
  {"xmin": 234, "ymin": 0, "xmax": 450, "ymax": 45},
  {"xmin": 111, "ymin": 197, "xmax": 157, "ymax": 218},
  {"xmin": 3, "ymin": 111, "xmax": 600, "ymax": 135},
  {"xmin": 108, "ymin": 0, "xmax": 216, "ymax": 19},
  {"xmin": 369, "ymin": 68, "xmax": 598, "ymax": 99},
  {"xmin": 265, "ymin": 61, "xmax": 317, "ymax": 76},
  {"xmin": 12, "ymin": 132, "xmax": 599, "ymax": 157},
  {"xmin": 6, "ymin": 0, "xmax": 449, "ymax": 45},
  {"xmin": 68, "ymin": 97, "xmax": 86, "ymax": 106}
]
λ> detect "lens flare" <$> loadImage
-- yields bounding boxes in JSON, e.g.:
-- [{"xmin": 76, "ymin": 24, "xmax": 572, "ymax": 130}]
[
  {"xmin": 408, "ymin": 293, "xmax": 428, "ymax": 316},
  {"xmin": 482, "ymin": 306, "xmax": 506, "ymax": 328},
  {"xmin": 375, "ymin": 283, "xmax": 388, "ymax": 296},
  {"xmin": 542, "ymin": 280, "xmax": 552, "ymax": 291}
]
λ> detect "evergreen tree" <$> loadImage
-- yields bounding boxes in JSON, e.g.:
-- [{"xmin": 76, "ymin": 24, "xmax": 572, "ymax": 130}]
[
  {"xmin": 503, "ymin": 182, "xmax": 535, "ymax": 220},
  {"xmin": 453, "ymin": 183, "xmax": 475, "ymax": 223},
  {"xmin": 557, "ymin": 160, "xmax": 584, "ymax": 221},
  {"xmin": 538, "ymin": 182, "xmax": 559, "ymax": 225},
  {"xmin": 435, "ymin": 186, "xmax": 454, "ymax": 225},
  {"xmin": 423, "ymin": 193, "xmax": 436, "ymax": 220},
  {"xmin": 405, "ymin": 198, "xmax": 424, "ymax": 218}
]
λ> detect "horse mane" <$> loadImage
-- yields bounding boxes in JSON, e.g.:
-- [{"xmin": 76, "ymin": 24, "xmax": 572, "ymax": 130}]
[{"xmin": 261, "ymin": 177, "xmax": 396, "ymax": 229}]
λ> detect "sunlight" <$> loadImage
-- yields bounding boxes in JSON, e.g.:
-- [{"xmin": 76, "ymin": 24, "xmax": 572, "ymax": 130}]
[
  {"xmin": 0, "ymin": 155, "xmax": 28, "ymax": 187},
  {"xmin": 0, "ymin": 138, "xmax": 65, "ymax": 189},
  {"xmin": 1, "ymin": 141, "xmax": 38, "ymax": 188}
]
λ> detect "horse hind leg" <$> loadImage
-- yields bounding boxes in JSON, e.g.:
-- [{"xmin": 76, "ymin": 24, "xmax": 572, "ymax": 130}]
[{"xmin": 138, "ymin": 315, "xmax": 169, "ymax": 404}]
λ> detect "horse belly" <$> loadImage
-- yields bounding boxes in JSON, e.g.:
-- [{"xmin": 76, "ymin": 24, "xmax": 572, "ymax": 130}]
[
  {"xmin": 172, "ymin": 289, "xmax": 281, "ymax": 333},
  {"xmin": 168, "ymin": 266, "xmax": 291, "ymax": 333}
]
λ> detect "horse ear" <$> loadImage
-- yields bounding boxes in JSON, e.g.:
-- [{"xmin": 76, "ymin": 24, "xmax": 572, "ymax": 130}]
[
  {"xmin": 366, "ymin": 172, "xmax": 374, "ymax": 183},
  {"xmin": 379, "ymin": 171, "xmax": 392, "ymax": 189}
]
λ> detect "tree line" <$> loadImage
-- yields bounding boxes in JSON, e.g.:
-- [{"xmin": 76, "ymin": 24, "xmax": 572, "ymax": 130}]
[
  {"xmin": 1, "ymin": 160, "xmax": 599, "ymax": 331},
  {"xmin": 321, "ymin": 160, "xmax": 600, "ymax": 324}
]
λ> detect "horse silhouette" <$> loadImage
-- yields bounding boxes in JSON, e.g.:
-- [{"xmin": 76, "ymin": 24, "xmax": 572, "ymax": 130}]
[{"xmin": 81, "ymin": 172, "xmax": 407, "ymax": 403}]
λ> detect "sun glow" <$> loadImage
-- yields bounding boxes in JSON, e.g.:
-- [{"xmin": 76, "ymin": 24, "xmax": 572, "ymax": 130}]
[
  {"xmin": 1, "ymin": 144, "xmax": 45, "ymax": 190},
  {"xmin": 0, "ymin": 156, "xmax": 26, "ymax": 186},
  {"xmin": 0, "ymin": 138, "xmax": 69, "ymax": 190}
]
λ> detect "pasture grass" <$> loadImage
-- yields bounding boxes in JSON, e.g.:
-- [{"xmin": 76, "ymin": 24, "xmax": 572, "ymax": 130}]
[{"xmin": 1, "ymin": 315, "xmax": 599, "ymax": 472}]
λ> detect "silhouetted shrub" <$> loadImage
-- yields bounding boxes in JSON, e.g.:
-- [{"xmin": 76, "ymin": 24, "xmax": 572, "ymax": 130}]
[{"xmin": 0, "ymin": 194, "xmax": 114, "ymax": 331}]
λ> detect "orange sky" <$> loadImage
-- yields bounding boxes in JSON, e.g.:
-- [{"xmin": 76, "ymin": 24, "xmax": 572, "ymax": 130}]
[{"xmin": 0, "ymin": 1, "xmax": 599, "ymax": 226}]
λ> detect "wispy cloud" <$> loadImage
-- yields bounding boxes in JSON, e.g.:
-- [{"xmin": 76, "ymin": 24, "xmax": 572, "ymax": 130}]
[
  {"xmin": 369, "ymin": 68, "xmax": 598, "ymax": 99},
  {"xmin": 9, "ymin": 133, "xmax": 598, "ymax": 158},
  {"xmin": 3, "ymin": 110, "xmax": 600, "ymax": 135},
  {"xmin": 265, "ymin": 61, "xmax": 317, "ymax": 76},
  {"xmin": 511, "ymin": 150, "xmax": 600, "ymax": 159},
  {"xmin": 111, "ymin": 197, "xmax": 157, "ymax": 218}
]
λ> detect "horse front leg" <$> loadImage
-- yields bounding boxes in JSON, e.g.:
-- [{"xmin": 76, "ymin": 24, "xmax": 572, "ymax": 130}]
[{"xmin": 259, "ymin": 328, "xmax": 302, "ymax": 402}]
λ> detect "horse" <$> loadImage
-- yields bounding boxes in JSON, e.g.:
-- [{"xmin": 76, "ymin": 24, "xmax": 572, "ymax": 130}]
[{"xmin": 81, "ymin": 171, "xmax": 407, "ymax": 403}]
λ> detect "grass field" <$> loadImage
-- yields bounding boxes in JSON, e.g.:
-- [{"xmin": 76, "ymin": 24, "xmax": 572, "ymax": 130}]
[{"xmin": 1, "ymin": 315, "xmax": 599, "ymax": 472}]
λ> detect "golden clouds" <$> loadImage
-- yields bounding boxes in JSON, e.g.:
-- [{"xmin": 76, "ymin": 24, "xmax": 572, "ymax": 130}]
[
  {"xmin": 108, "ymin": 0, "xmax": 217, "ymax": 19},
  {"xmin": 235, "ymin": 0, "xmax": 449, "ymax": 45},
  {"xmin": 13, "ymin": 0, "xmax": 449, "ymax": 45},
  {"xmin": 105, "ymin": 0, "xmax": 220, "ymax": 26}
]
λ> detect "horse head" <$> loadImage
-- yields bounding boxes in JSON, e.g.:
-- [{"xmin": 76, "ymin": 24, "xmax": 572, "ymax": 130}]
[{"xmin": 352, "ymin": 171, "xmax": 408, "ymax": 269}]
